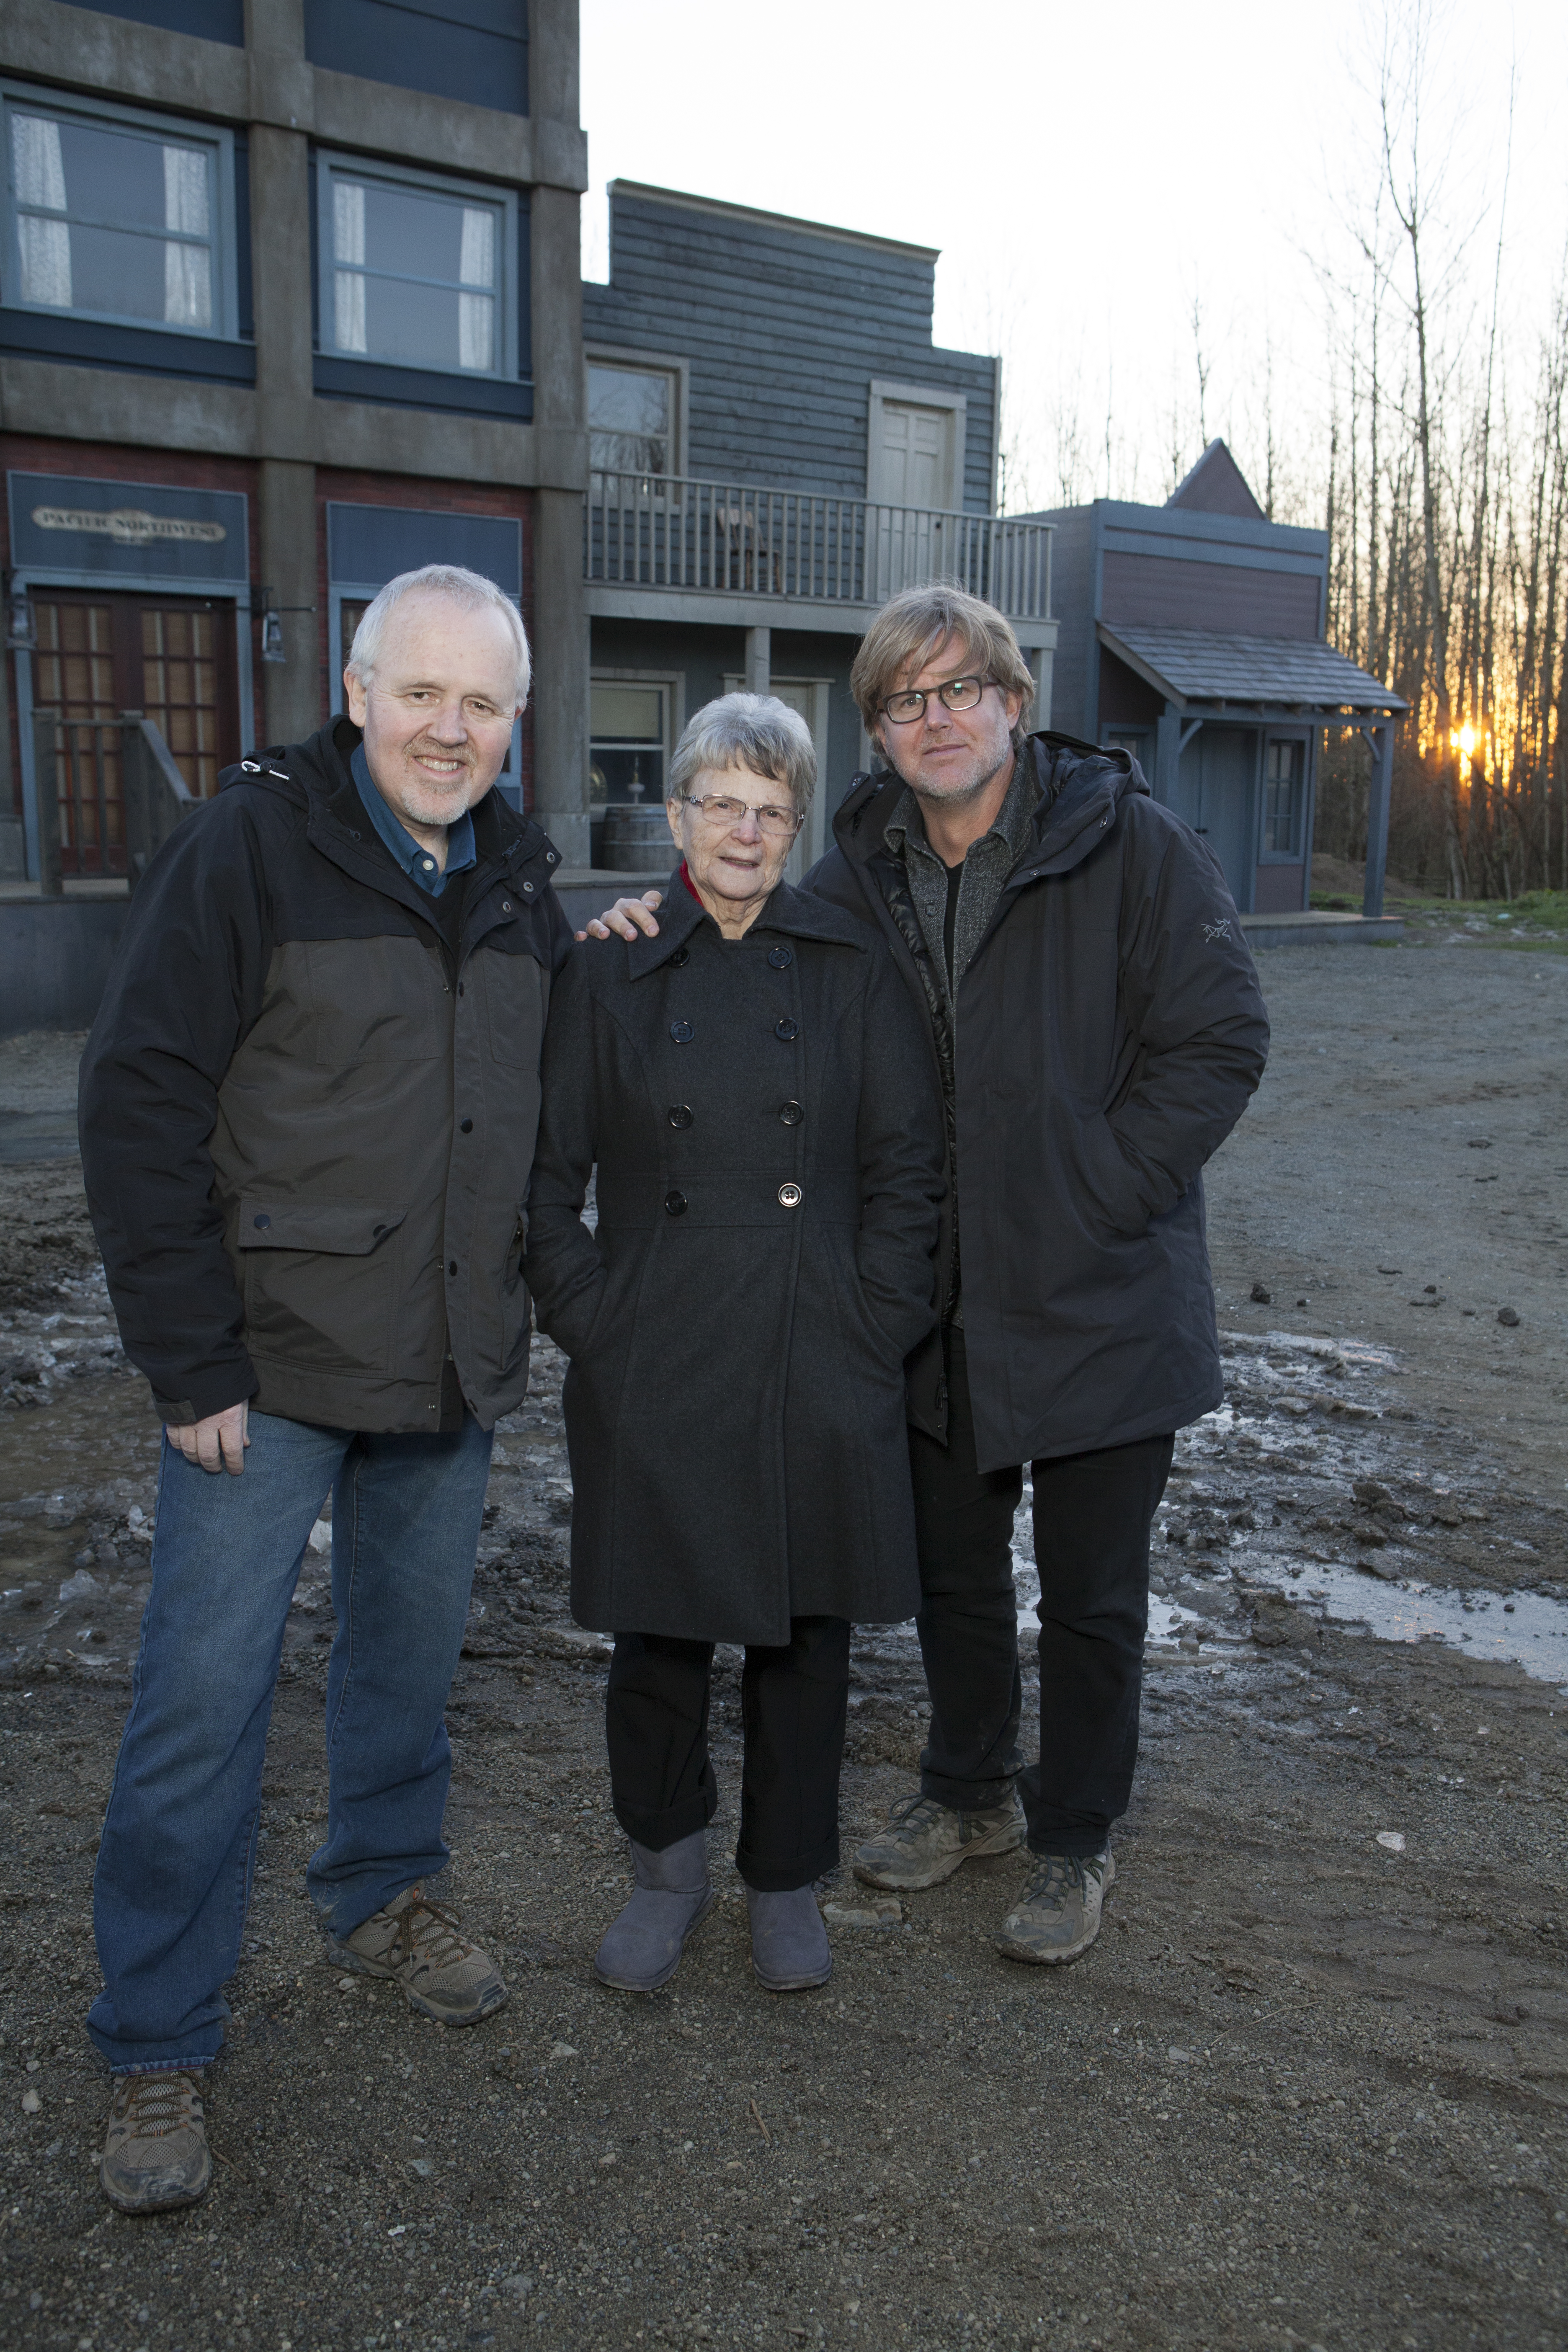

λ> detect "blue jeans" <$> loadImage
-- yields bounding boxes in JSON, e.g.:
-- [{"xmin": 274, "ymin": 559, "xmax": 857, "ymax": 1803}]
[{"xmin": 87, "ymin": 1407, "xmax": 492, "ymax": 2073}]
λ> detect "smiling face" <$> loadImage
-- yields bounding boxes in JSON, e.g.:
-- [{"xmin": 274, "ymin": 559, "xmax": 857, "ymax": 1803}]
[
  {"xmin": 344, "ymin": 591, "xmax": 523, "ymax": 836},
  {"xmin": 877, "ymin": 631, "xmax": 1024, "ymax": 811},
  {"xmin": 667, "ymin": 762, "xmax": 798, "ymax": 933}
]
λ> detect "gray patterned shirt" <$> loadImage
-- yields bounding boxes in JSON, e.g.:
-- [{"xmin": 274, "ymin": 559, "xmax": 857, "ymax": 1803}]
[{"xmin": 883, "ymin": 755, "xmax": 1038, "ymax": 1322}]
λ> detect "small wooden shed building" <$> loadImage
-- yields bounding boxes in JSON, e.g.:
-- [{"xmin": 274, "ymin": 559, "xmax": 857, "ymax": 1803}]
[{"xmin": 1023, "ymin": 443, "xmax": 1407, "ymax": 916}]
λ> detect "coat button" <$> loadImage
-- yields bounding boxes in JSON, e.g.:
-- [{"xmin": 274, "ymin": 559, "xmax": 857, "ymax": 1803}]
[
  {"xmin": 767, "ymin": 944, "xmax": 793, "ymax": 968},
  {"xmin": 777, "ymin": 1183, "xmax": 802, "ymax": 1209},
  {"xmin": 773, "ymin": 1016, "xmax": 799, "ymax": 1042},
  {"xmin": 670, "ymin": 946, "xmax": 690, "ymax": 967},
  {"xmin": 253, "ymin": 1212, "xmax": 271, "ymax": 1229},
  {"xmin": 779, "ymin": 1100, "xmax": 804, "ymax": 1126},
  {"xmin": 668, "ymin": 1104, "xmax": 693, "ymax": 1129},
  {"xmin": 448, "ymin": 1259, "xmax": 458, "ymax": 1275},
  {"xmin": 501, "ymin": 900, "xmax": 512, "ymax": 913},
  {"xmin": 523, "ymin": 881, "xmax": 535, "ymax": 895},
  {"xmin": 664, "ymin": 1190, "xmax": 688, "ymax": 1217},
  {"xmin": 670, "ymin": 1019, "xmax": 694, "ymax": 1043},
  {"xmin": 460, "ymin": 1118, "xmax": 474, "ymax": 1133}
]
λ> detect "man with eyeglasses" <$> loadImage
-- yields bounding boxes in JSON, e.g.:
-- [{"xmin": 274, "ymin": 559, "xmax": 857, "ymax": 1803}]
[{"xmin": 584, "ymin": 582, "xmax": 1267, "ymax": 1966}]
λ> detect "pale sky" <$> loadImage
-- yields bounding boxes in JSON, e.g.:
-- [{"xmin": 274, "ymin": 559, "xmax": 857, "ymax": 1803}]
[{"xmin": 581, "ymin": 0, "xmax": 1568, "ymax": 518}]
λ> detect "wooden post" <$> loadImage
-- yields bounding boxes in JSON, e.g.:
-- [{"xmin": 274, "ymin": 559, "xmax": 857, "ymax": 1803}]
[
  {"xmin": 1362, "ymin": 721, "xmax": 1393, "ymax": 917},
  {"xmin": 30, "ymin": 708, "xmax": 62, "ymax": 898},
  {"xmin": 745, "ymin": 628, "xmax": 771, "ymax": 696}
]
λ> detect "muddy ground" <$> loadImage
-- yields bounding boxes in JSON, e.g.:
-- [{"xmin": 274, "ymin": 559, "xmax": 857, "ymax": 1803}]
[{"xmin": 0, "ymin": 930, "xmax": 1565, "ymax": 2352}]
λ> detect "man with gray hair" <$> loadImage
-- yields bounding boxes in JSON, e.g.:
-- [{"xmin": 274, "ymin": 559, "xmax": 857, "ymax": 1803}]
[
  {"xmin": 587, "ymin": 583, "xmax": 1268, "ymax": 1969},
  {"xmin": 78, "ymin": 564, "xmax": 569, "ymax": 2213}
]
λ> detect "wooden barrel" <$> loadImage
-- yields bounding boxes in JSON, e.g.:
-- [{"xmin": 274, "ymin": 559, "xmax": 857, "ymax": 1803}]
[{"xmin": 599, "ymin": 804, "xmax": 674, "ymax": 874}]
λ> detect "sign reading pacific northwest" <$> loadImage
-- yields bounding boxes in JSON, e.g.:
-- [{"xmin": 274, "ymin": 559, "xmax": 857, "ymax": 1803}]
[
  {"xmin": 5, "ymin": 472, "xmax": 249, "ymax": 583},
  {"xmin": 31, "ymin": 506, "xmax": 228, "ymax": 548}
]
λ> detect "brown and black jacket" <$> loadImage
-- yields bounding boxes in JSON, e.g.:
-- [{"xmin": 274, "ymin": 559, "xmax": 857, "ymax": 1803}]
[{"xmin": 79, "ymin": 717, "xmax": 570, "ymax": 1433}]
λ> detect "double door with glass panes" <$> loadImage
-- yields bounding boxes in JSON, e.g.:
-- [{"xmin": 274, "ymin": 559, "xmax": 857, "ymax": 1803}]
[{"xmin": 30, "ymin": 590, "xmax": 239, "ymax": 873}]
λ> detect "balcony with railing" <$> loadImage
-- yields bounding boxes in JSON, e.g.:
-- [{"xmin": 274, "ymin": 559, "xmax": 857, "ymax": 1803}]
[{"xmin": 584, "ymin": 471, "xmax": 1053, "ymax": 625}]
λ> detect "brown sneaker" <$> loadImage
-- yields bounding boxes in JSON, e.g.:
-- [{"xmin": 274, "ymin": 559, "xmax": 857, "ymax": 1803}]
[
  {"xmin": 994, "ymin": 1845, "xmax": 1115, "ymax": 1965},
  {"xmin": 101, "ymin": 2069, "xmax": 211, "ymax": 2215},
  {"xmin": 327, "ymin": 1883, "xmax": 507, "ymax": 2024},
  {"xmin": 853, "ymin": 1789, "xmax": 1026, "ymax": 1891}
]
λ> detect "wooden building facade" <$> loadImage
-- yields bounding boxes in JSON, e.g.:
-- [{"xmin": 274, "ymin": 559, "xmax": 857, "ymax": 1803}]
[
  {"xmin": 1029, "ymin": 442, "xmax": 1406, "ymax": 917},
  {"xmin": 579, "ymin": 181, "xmax": 1055, "ymax": 875}
]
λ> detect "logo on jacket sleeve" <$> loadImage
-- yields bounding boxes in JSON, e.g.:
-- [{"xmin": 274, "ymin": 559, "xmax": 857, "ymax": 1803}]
[{"xmin": 1202, "ymin": 918, "xmax": 1233, "ymax": 943}]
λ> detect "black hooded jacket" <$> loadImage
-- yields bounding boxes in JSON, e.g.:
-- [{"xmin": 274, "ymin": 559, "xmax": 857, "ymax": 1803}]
[
  {"xmin": 805, "ymin": 732, "xmax": 1270, "ymax": 1473},
  {"xmin": 79, "ymin": 718, "xmax": 570, "ymax": 1433}
]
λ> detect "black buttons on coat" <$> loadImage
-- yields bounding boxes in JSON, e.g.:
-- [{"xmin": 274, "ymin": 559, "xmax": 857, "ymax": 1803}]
[
  {"xmin": 779, "ymin": 1101, "xmax": 804, "ymax": 1126},
  {"xmin": 664, "ymin": 1191, "xmax": 688, "ymax": 1217},
  {"xmin": 448, "ymin": 1259, "xmax": 458, "ymax": 1275},
  {"xmin": 670, "ymin": 1020, "xmax": 694, "ymax": 1043},
  {"xmin": 778, "ymin": 1184, "xmax": 802, "ymax": 1209},
  {"xmin": 767, "ymin": 945, "xmax": 793, "ymax": 969},
  {"xmin": 253, "ymin": 1212, "xmax": 271, "ymax": 1229},
  {"xmin": 670, "ymin": 946, "xmax": 690, "ymax": 967},
  {"xmin": 668, "ymin": 1105, "xmax": 693, "ymax": 1129},
  {"xmin": 460, "ymin": 1118, "xmax": 474, "ymax": 1133},
  {"xmin": 774, "ymin": 1017, "xmax": 799, "ymax": 1042}
]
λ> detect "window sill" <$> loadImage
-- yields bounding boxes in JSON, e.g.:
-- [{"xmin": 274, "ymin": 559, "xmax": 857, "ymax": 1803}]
[
  {"xmin": 312, "ymin": 356, "xmax": 534, "ymax": 422},
  {"xmin": 0, "ymin": 309, "xmax": 255, "ymax": 384}
]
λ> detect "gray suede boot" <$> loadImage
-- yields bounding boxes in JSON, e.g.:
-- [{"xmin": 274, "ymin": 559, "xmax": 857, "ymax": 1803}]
[
  {"xmin": 746, "ymin": 1886, "xmax": 833, "ymax": 1993},
  {"xmin": 593, "ymin": 1831, "xmax": 715, "ymax": 1992}
]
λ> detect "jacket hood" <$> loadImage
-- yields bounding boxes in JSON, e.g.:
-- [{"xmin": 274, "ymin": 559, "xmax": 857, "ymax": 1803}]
[
  {"xmin": 830, "ymin": 730, "xmax": 1146, "ymax": 885},
  {"xmin": 219, "ymin": 717, "xmax": 557, "ymax": 876}
]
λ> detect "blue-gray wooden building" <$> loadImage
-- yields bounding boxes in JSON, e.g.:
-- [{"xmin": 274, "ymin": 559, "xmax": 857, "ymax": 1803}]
[
  {"xmin": 580, "ymin": 181, "xmax": 1055, "ymax": 874},
  {"xmin": 1021, "ymin": 441, "xmax": 1406, "ymax": 916}
]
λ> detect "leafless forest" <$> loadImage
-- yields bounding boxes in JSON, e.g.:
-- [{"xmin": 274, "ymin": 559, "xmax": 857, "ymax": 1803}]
[{"xmin": 1014, "ymin": 1, "xmax": 1568, "ymax": 902}]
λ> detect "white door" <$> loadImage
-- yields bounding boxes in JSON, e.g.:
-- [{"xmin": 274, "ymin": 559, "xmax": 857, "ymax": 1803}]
[{"xmin": 869, "ymin": 401, "xmax": 952, "ymax": 595}]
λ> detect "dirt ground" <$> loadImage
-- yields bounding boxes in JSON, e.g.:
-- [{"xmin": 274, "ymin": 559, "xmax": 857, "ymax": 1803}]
[{"xmin": 0, "ymin": 930, "xmax": 1565, "ymax": 2352}]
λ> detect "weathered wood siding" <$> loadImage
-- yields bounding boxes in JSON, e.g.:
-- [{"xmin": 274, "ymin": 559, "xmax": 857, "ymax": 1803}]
[
  {"xmin": 1101, "ymin": 552, "xmax": 1320, "ymax": 639},
  {"xmin": 583, "ymin": 191, "xmax": 998, "ymax": 511}
]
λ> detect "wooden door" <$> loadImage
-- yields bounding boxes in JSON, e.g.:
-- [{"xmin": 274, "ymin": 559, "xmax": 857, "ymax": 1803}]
[{"xmin": 31, "ymin": 591, "xmax": 239, "ymax": 872}]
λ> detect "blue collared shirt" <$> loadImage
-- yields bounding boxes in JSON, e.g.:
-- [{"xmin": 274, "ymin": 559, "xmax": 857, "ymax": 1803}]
[{"xmin": 351, "ymin": 743, "xmax": 477, "ymax": 897}]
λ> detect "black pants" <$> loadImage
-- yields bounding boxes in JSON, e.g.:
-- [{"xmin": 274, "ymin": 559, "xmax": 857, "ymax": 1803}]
[
  {"xmin": 910, "ymin": 1330, "xmax": 1173, "ymax": 1859},
  {"xmin": 605, "ymin": 1616, "xmax": 850, "ymax": 1893}
]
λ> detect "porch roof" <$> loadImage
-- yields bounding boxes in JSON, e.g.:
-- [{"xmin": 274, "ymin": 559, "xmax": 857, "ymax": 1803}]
[{"xmin": 1097, "ymin": 623, "xmax": 1408, "ymax": 717}]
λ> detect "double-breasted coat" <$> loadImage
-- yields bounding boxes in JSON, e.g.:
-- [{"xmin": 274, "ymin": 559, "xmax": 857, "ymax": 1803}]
[{"xmin": 522, "ymin": 872, "xmax": 946, "ymax": 1648}]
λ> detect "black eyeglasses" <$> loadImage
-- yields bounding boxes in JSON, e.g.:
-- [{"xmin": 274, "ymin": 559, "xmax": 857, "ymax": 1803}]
[{"xmin": 880, "ymin": 676, "xmax": 990, "ymax": 725}]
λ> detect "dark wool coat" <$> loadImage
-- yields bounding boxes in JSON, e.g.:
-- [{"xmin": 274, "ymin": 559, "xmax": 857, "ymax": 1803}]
[
  {"xmin": 806, "ymin": 733, "xmax": 1271, "ymax": 1475},
  {"xmin": 522, "ymin": 874, "xmax": 946, "ymax": 1647},
  {"xmin": 80, "ymin": 719, "xmax": 570, "ymax": 1431}
]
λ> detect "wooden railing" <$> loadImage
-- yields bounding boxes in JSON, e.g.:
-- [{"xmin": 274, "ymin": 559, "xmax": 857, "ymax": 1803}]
[
  {"xmin": 585, "ymin": 471, "xmax": 1052, "ymax": 621},
  {"xmin": 31, "ymin": 711, "xmax": 197, "ymax": 895}
]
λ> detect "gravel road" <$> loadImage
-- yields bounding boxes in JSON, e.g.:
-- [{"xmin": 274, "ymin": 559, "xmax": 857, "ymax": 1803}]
[{"xmin": 0, "ymin": 932, "xmax": 1564, "ymax": 2352}]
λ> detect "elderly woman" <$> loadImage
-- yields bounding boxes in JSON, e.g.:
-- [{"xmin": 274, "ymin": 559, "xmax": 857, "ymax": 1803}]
[{"xmin": 524, "ymin": 694, "xmax": 944, "ymax": 1994}]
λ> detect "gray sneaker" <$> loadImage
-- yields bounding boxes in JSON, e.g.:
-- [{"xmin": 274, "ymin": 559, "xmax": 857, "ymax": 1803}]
[
  {"xmin": 994, "ymin": 1845, "xmax": 1115, "ymax": 1965},
  {"xmin": 101, "ymin": 2068, "xmax": 210, "ymax": 2215},
  {"xmin": 853, "ymin": 1788, "xmax": 1026, "ymax": 1891},
  {"xmin": 328, "ymin": 1883, "xmax": 506, "ymax": 2024}
]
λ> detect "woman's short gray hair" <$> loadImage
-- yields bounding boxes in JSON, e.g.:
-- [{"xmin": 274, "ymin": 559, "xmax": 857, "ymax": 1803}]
[
  {"xmin": 346, "ymin": 564, "xmax": 531, "ymax": 706},
  {"xmin": 668, "ymin": 693, "xmax": 816, "ymax": 813}
]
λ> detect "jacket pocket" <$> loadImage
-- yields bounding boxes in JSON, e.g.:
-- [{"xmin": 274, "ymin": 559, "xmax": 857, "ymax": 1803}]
[
  {"xmin": 237, "ymin": 1195, "xmax": 410, "ymax": 1379},
  {"xmin": 482, "ymin": 938, "xmax": 549, "ymax": 1069},
  {"xmin": 1066, "ymin": 1099, "xmax": 1150, "ymax": 1240}
]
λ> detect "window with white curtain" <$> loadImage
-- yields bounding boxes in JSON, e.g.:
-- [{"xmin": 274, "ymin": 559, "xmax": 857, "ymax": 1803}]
[
  {"xmin": 2, "ymin": 86, "xmax": 232, "ymax": 336},
  {"xmin": 318, "ymin": 155, "xmax": 512, "ymax": 380}
]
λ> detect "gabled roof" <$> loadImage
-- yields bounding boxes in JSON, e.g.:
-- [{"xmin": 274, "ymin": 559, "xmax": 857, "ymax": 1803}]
[
  {"xmin": 1167, "ymin": 440, "xmax": 1266, "ymax": 522},
  {"xmin": 1098, "ymin": 623, "xmax": 1408, "ymax": 716}
]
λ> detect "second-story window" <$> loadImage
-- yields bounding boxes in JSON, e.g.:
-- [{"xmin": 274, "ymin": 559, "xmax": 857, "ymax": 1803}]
[
  {"xmin": 589, "ymin": 362, "xmax": 675, "ymax": 475},
  {"xmin": 319, "ymin": 155, "xmax": 513, "ymax": 379},
  {"xmin": 2, "ymin": 87, "xmax": 231, "ymax": 336}
]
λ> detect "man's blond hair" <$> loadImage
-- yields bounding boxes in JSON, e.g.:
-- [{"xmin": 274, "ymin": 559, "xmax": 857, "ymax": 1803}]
[{"xmin": 850, "ymin": 584, "xmax": 1037, "ymax": 753}]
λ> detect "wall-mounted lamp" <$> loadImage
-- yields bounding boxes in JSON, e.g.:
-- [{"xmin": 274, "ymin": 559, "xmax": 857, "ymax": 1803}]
[
  {"xmin": 256, "ymin": 587, "xmax": 317, "ymax": 666},
  {"xmin": 5, "ymin": 574, "xmax": 37, "ymax": 652}
]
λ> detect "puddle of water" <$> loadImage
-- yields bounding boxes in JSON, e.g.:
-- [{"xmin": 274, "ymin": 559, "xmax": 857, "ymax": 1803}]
[{"xmin": 1245, "ymin": 1556, "xmax": 1568, "ymax": 1684}]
